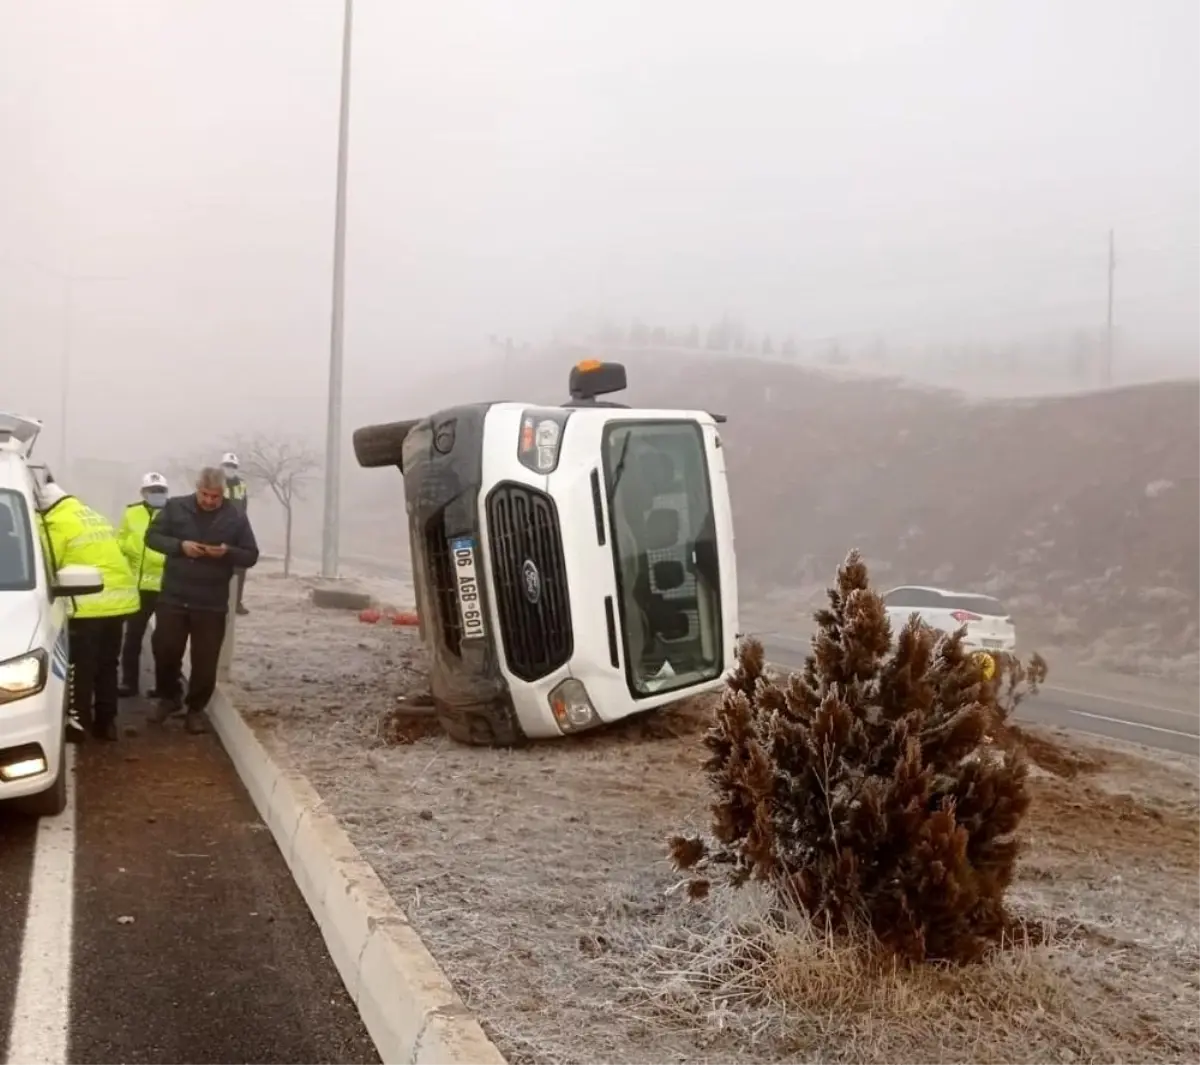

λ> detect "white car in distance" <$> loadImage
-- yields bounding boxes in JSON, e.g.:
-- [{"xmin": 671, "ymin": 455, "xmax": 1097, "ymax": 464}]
[{"xmin": 882, "ymin": 585, "xmax": 1016, "ymax": 654}]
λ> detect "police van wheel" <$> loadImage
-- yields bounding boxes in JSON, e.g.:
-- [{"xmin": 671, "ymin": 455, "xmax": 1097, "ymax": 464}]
[
  {"xmin": 353, "ymin": 420, "xmax": 419, "ymax": 469},
  {"xmin": 17, "ymin": 734, "xmax": 68, "ymax": 819},
  {"xmin": 436, "ymin": 704, "xmax": 527, "ymax": 748}
]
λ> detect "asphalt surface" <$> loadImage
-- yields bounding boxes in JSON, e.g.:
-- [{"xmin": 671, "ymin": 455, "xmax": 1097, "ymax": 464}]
[
  {"xmin": 762, "ymin": 634, "xmax": 1200, "ymax": 756},
  {"xmin": 0, "ymin": 693, "xmax": 379, "ymax": 1065}
]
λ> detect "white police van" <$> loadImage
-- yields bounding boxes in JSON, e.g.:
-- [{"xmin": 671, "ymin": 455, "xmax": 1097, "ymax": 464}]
[
  {"xmin": 353, "ymin": 361, "xmax": 740, "ymax": 746},
  {"xmin": 0, "ymin": 413, "xmax": 104, "ymax": 816}
]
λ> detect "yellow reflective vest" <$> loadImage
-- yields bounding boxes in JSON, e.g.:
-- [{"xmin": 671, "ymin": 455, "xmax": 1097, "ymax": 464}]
[
  {"xmin": 39, "ymin": 496, "xmax": 140, "ymax": 618},
  {"xmin": 224, "ymin": 477, "xmax": 248, "ymax": 512},
  {"xmin": 117, "ymin": 502, "xmax": 166, "ymax": 592}
]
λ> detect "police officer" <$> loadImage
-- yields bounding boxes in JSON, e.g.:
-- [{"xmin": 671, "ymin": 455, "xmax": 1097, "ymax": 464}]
[
  {"xmin": 220, "ymin": 452, "xmax": 250, "ymax": 615},
  {"xmin": 116, "ymin": 472, "xmax": 170, "ymax": 697},
  {"xmin": 37, "ymin": 481, "xmax": 140, "ymax": 742}
]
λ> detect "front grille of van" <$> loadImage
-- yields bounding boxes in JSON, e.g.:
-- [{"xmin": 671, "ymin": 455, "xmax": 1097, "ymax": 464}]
[{"xmin": 486, "ymin": 484, "xmax": 573, "ymax": 680}]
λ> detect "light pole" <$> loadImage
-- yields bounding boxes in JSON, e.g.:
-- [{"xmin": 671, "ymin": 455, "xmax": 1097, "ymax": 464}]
[{"xmin": 321, "ymin": 0, "xmax": 354, "ymax": 579}]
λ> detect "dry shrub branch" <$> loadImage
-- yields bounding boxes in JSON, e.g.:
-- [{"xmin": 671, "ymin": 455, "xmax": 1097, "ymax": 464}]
[{"xmin": 671, "ymin": 549, "xmax": 1049, "ymax": 964}]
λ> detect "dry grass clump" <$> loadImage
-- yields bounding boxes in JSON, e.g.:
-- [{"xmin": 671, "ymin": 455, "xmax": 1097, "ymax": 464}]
[
  {"xmin": 607, "ymin": 885, "xmax": 1197, "ymax": 1064},
  {"xmin": 671, "ymin": 549, "xmax": 1049, "ymax": 964}
]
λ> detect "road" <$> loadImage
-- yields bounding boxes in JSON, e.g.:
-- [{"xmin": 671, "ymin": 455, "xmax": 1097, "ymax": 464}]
[
  {"xmin": 761, "ymin": 634, "xmax": 1200, "ymax": 757},
  {"xmin": 0, "ymin": 694, "xmax": 379, "ymax": 1065}
]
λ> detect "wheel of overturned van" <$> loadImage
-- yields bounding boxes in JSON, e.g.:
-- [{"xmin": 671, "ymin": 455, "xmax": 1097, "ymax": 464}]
[
  {"xmin": 16, "ymin": 729, "xmax": 68, "ymax": 818},
  {"xmin": 352, "ymin": 420, "xmax": 419, "ymax": 469},
  {"xmin": 972, "ymin": 650, "xmax": 996, "ymax": 681},
  {"xmin": 311, "ymin": 587, "xmax": 375, "ymax": 612}
]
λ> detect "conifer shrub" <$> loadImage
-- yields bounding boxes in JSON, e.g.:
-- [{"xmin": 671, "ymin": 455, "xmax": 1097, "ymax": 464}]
[{"xmin": 669, "ymin": 550, "xmax": 1048, "ymax": 964}]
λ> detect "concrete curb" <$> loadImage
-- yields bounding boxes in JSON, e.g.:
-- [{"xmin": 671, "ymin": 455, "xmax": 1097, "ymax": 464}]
[{"xmin": 208, "ymin": 686, "xmax": 506, "ymax": 1065}]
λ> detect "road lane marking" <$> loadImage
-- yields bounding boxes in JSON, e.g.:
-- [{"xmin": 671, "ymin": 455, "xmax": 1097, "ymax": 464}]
[
  {"xmin": 6, "ymin": 747, "xmax": 75, "ymax": 1065},
  {"xmin": 1062, "ymin": 708, "xmax": 1200, "ymax": 741},
  {"xmin": 1042, "ymin": 684, "xmax": 1198, "ymax": 720}
]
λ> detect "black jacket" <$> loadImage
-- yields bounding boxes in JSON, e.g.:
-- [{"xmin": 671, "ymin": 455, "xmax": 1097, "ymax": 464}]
[{"xmin": 145, "ymin": 494, "xmax": 260, "ymax": 612}]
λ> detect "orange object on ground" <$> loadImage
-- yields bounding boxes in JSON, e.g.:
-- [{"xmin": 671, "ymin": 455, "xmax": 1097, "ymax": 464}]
[
  {"xmin": 358, "ymin": 608, "xmax": 382, "ymax": 624},
  {"xmin": 390, "ymin": 611, "xmax": 419, "ymax": 626}
]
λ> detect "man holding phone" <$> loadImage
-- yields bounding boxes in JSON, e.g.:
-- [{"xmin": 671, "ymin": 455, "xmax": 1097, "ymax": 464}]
[{"xmin": 145, "ymin": 466, "xmax": 260, "ymax": 734}]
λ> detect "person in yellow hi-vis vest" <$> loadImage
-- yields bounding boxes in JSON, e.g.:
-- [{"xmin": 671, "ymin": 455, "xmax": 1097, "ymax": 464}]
[
  {"xmin": 37, "ymin": 480, "xmax": 140, "ymax": 742},
  {"xmin": 117, "ymin": 471, "xmax": 171, "ymax": 698}
]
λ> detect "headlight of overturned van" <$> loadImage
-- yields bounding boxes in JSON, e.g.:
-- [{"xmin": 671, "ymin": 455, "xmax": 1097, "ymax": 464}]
[
  {"xmin": 548, "ymin": 678, "xmax": 599, "ymax": 733},
  {"xmin": 0, "ymin": 649, "xmax": 48, "ymax": 704},
  {"xmin": 517, "ymin": 409, "xmax": 570, "ymax": 475}
]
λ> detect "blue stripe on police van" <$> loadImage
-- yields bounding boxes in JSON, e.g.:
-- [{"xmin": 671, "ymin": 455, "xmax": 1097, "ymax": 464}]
[{"xmin": 50, "ymin": 627, "xmax": 69, "ymax": 680}]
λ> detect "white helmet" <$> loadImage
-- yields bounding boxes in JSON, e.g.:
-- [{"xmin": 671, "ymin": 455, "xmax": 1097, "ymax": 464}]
[
  {"xmin": 221, "ymin": 452, "xmax": 239, "ymax": 468},
  {"xmin": 141, "ymin": 471, "xmax": 168, "ymax": 491}
]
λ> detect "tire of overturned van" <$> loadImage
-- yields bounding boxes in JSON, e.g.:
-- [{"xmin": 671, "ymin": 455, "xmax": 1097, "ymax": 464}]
[
  {"xmin": 311, "ymin": 587, "xmax": 374, "ymax": 612},
  {"xmin": 353, "ymin": 419, "xmax": 418, "ymax": 469},
  {"xmin": 435, "ymin": 700, "xmax": 528, "ymax": 748}
]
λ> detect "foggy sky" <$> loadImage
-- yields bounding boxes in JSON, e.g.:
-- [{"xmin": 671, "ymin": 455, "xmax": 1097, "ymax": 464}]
[{"xmin": 1, "ymin": 0, "xmax": 1197, "ymax": 468}]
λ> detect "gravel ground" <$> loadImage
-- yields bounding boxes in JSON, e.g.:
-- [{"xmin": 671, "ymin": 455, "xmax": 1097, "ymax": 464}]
[{"xmin": 229, "ymin": 568, "xmax": 1200, "ymax": 1065}]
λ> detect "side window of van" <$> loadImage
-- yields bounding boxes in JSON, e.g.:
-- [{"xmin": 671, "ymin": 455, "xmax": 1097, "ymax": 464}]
[{"xmin": 22, "ymin": 470, "xmax": 55, "ymax": 598}]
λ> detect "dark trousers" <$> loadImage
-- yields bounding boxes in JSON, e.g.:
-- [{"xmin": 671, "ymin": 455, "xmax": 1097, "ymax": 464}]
[
  {"xmin": 235, "ymin": 567, "xmax": 247, "ymax": 607},
  {"xmin": 120, "ymin": 590, "xmax": 159, "ymax": 687},
  {"xmin": 69, "ymin": 616, "xmax": 124, "ymax": 728},
  {"xmin": 154, "ymin": 605, "xmax": 227, "ymax": 714}
]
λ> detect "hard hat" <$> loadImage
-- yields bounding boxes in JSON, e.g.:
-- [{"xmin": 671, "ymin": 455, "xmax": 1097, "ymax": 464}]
[
  {"xmin": 37, "ymin": 482, "xmax": 68, "ymax": 510},
  {"xmin": 141, "ymin": 471, "xmax": 168, "ymax": 491},
  {"xmin": 221, "ymin": 452, "xmax": 239, "ymax": 468}
]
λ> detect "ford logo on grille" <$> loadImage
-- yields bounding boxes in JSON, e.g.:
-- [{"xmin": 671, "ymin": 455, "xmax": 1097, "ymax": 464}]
[{"xmin": 522, "ymin": 559, "xmax": 542, "ymax": 605}]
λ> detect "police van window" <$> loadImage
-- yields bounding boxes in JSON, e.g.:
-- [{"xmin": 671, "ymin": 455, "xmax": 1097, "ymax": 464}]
[
  {"xmin": 603, "ymin": 420, "xmax": 723, "ymax": 698},
  {"xmin": 0, "ymin": 489, "xmax": 36, "ymax": 592}
]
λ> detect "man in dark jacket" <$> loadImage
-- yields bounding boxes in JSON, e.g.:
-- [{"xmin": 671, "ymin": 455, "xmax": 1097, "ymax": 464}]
[{"xmin": 145, "ymin": 466, "xmax": 259, "ymax": 734}]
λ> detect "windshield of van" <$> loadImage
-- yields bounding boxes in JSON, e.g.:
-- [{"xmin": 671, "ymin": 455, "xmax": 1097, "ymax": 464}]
[
  {"xmin": 0, "ymin": 489, "xmax": 36, "ymax": 592},
  {"xmin": 603, "ymin": 420, "xmax": 723, "ymax": 697}
]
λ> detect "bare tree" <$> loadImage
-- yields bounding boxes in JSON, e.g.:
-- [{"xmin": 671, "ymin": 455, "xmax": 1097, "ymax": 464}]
[{"xmin": 236, "ymin": 436, "xmax": 320, "ymax": 576}]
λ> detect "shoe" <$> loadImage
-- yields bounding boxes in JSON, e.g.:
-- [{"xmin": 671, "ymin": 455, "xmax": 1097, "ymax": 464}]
[
  {"xmin": 118, "ymin": 683, "xmax": 138, "ymax": 698},
  {"xmin": 236, "ymin": 604, "xmax": 250, "ymax": 616},
  {"xmin": 184, "ymin": 710, "xmax": 209, "ymax": 735},
  {"xmin": 66, "ymin": 714, "xmax": 87, "ymax": 744},
  {"xmin": 150, "ymin": 697, "xmax": 183, "ymax": 725},
  {"xmin": 91, "ymin": 718, "xmax": 119, "ymax": 742}
]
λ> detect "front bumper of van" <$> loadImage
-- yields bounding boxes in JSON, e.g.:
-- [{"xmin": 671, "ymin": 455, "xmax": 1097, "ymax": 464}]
[{"xmin": 0, "ymin": 688, "xmax": 65, "ymax": 802}]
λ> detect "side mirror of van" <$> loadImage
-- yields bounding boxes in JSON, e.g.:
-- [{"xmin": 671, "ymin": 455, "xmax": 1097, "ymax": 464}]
[{"xmin": 52, "ymin": 564, "xmax": 104, "ymax": 599}]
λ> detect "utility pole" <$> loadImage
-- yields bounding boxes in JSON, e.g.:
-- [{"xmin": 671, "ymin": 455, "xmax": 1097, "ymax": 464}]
[
  {"xmin": 321, "ymin": 0, "xmax": 354, "ymax": 580},
  {"xmin": 1104, "ymin": 228, "xmax": 1115, "ymax": 387}
]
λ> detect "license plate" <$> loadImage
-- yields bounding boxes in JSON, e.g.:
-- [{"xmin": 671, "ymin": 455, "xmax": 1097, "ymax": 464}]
[{"xmin": 448, "ymin": 536, "xmax": 486, "ymax": 641}]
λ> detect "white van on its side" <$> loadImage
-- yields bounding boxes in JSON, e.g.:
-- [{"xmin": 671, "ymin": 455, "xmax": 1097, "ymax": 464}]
[{"xmin": 0, "ymin": 413, "xmax": 104, "ymax": 817}]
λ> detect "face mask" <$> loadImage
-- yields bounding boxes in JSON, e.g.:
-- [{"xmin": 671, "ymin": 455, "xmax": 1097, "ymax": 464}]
[
  {"xmin": 143, "ymin": 490, "xmax": 168, "ymax": 508},
  {"xmin": 221, "ymin": 465, "xmax": 237, "ymax": 480}
]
